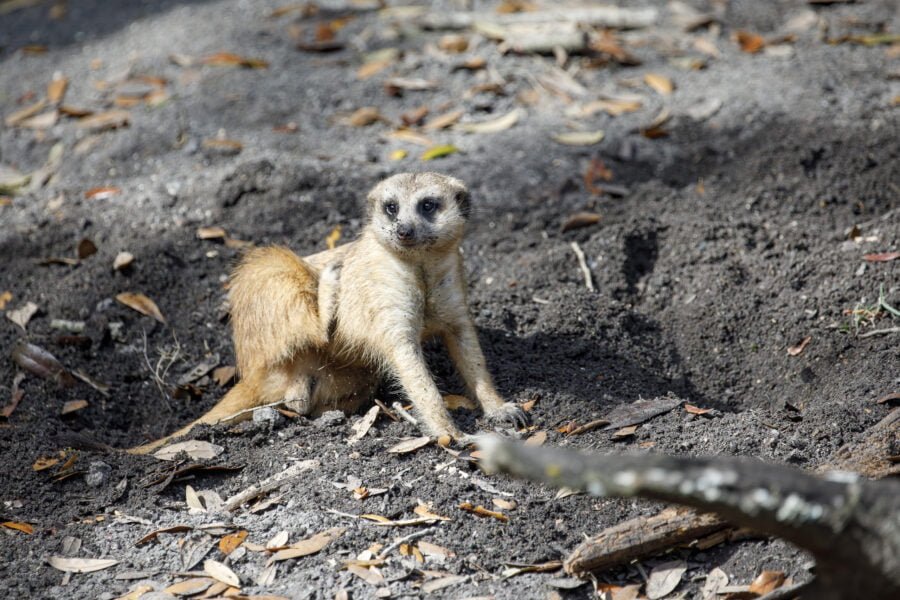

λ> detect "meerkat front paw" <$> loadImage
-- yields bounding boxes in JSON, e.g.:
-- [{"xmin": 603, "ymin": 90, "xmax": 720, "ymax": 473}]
[{"xmin": 484, "ymin": 402, "xmax": 530, "ymax": 430}]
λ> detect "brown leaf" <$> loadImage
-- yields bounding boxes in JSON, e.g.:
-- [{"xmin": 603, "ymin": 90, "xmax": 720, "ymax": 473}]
[
  {"xmin": 412, "ymin": 503, "xmax": 452, "ymax": 521},
  {"xmin": 401, "ymin": 105, "xmax": 429, "ymax": 127},
  {"xmin": 219, "ymin": 530, "xmax": 248, "ymax": 556},
  {"xmin": 387, "ymin": 436, "xmax": 431, "ymax": 454},
  {"xmin": 457, "ymin": 56, "xmax": 487, "ymax": 71},
  {"xmin": 153, "ymin": 440, "xmax": 223, "ymax": 461},
  {"xmin": 423, "ymin": 109, "xmax": 463, "ymax": 131},
  {"xmin": 787, "ymin": 336, "xmax": 811, "ymax": 356},
  {"xmin": 346, "ymin": 107, "xmax": 384, "ymax": 127},
  {"xmin": 48, "ymin": 556, "xmax": 118, "ymax": 573},
  {"xmin": 863, "ymin": 252, "xmax": 900, "ymax": 262},
  {"xmin": 2, "ymin": 521, "xmax": 34, "ymax": 534},
  {"xmin": 76, "ymin": 110, "xmax": 130, "ymax": 131},
  {"xmin": 875, "ymin": 392, "xmax": 900, "ymax": 405},
  {"xmin": 33, "ymin": 456, "xmax": 60, "ymax": 471},
  {"xmin": 417, "ymin": 541, "xmax": 455, "ymax": 558},
  {"xmin": 522, "ymin": 398, "xmax": 538, "ymax": 412},
  {"xmin": 735, "ymin": 30, "xmax": 765, "ymax": 53},
  {"xmin": 47, "ymin": 75, "xmax": 69, "ymax": 104},
  {"xmin": 356, "ymin": 59, "xmax": 393, "ymax": 79},
  {"xmin": 439, "ymin": 34, "xmax": 469, "ymax": 53},
  {"xmin": 6, "ymin": 301, "xmax": 39, "ymax": 330},
  {"xmin": 492, "ymin": 498, "xmax": 517, "ymax": 511},
  {"xmin": 61, "ymin": 400, "xmax": 89, "ymax": 415},
  {"xmin": 202, "ymin": 139, "xmax": 243, "ymax": 154},
  {"xmin": 347, "ymin": 405, "xmax": 380, "ymax": 445},
  {"xmin": 748, "ymin": 570, "xmax": 786, "ymax": 595},
  {"xmin": 644, "ymin": 73, "xmax": 674, "ymax": 95},
  {"xmin": 84, "ymin": 186, "xmax": 121, "ymax": 200},
  {"xmin": 202, "ymin": 52, "xmax": 269, "ymax": 69},
  {"xmin": 197, "ymin": 226, "xmax": 227, "ymax": 240},
  {"xmin": 19, "ymin": 110, "xmax": 58, "ymax": 129},
  {"xmin": 456, "ymin": 108, "xmax": 522, "ymax": 134},
  {"xmin": 1, "ymin": 373, "xmax": 25, "ymax": 419},
  {"xmin": 5, "ymin": 99, "xmax": 48, "ymax": 127},
  {"xmin": 684, "ymin": 403, "xmax": 712, "ymax": 415},
  {"xmin": 325, "ymin": 225, "xmax": 342, "ymax": 250},
  {"xmin": 387, "ymin": 128, "xmax": 434, "ymax": 147},
  {"xmin": 567, "ymin": 418, "xmax": 610, "ymax": 435},
  {"xmin": 584, "ymin": 157, "xmax": 614, "ymax": 195},
  {"xmin": 552, "ymin": 130, "xmax": 604, "ymax": 146},
  {"xmin": 270, "ymin": 528, "xmax": 344, "ymax": 561},
  {"xmin": 347, "ymin": 564, "xmax": 384, "ymax": 585},
  {"xmin": 203, "ymin": 559, "xmax": 240, "ymax": 587},
  {"xmin": 213, "ymin": 365, "xmax": 236, "ymax": 386},
  {"xmin": 77, "ymin": 238, "xmax": 98, "ymax": 259},
  {"xmin": 12, "ymin": 340, "xmax": 76, "ymax": 387},
  {"xmin": 116, "ymin": 292, "xmax": 166, "ymax": 324},
  {"xmin": 561, "ymin": 211, "xmax": 601, "ymax": 233},
  {"xmin": 164, "ymin": 578, "xmax": 215, "ymax": 596},
  {"xmin": 612, "ymin": 425, "xmax": 638, "ymax": 439},
  {"xmin": 0, "ymin": 290, "xmax": 12, "ymax": 310},
  {"xmin": 59, "ymin": 105, "xmax": 93, "ymax": 118},
  {"xmin": 458, "ymin": 502, "xmax": 509, "ymax": 522}
]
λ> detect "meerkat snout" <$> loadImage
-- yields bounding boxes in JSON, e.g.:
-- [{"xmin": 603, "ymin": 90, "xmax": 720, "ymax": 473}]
[{"xmin": 368, "ymin": 172, "xmax": 470, "ymax": 253}]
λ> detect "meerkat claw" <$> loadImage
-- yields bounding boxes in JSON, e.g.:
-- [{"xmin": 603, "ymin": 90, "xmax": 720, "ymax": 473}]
[{"xmin": 485, "ymin": 402, "xmax": 531, "ymax": 430}]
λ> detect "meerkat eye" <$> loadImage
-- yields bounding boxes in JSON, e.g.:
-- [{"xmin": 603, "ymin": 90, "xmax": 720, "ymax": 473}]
[
  {"xmin": 383, "ymin": 201, "xmax": 399, "ymax": 217},
  {"xmin": 418, "ymin": 197, "xmax": 440, "ymax": 215}
]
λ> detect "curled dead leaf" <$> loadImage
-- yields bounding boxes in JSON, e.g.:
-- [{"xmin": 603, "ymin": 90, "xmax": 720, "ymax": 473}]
[
  {"xmin": 219, "ymin": 530, "xmax": 248, "ymax": 556},
  {"xmin": 863, "ymin": 252, "xmax": 900, "ymax": 262},
  {"xmin": 387, "ymin": 436, "xmax": 431, "ymax": 454},
  {"xmin": 561, "ymin": 212, "xmax": 601, "ymax": 233},
  {"xmin": 61, "ymin": 400, "xmax": 89, "ymax": 415},
  {"xmin": 749, "ymin": 570, "xmax": 786, "ymax": 595},
  {"xmin": 2, "ymin": 521, "xmax": 34, "ymax": 534},
  {"xmin": 197, "ymin": 226, "xmax": 227, "ymax": 240},
  {"xmin": 76, "ymin": 110, "xmax": 130, "ymax": 131},
  {"xmin": 552, "ymin": 130, "xmax": 605, "ymax": 146},
  {"xmin": 85, "ymin": 186, "xmax": 121, "ymax": 200},
  {"xmin": 787, "ymin": 336, "xmax": 811, "ymax": 356},
  {"xmin": 113, "ymin": 252, "xmax": 134, "ymax": 271},
  {"xmin": 204, "ymin": 559, "xmax": 240, "ymax": 587},
  {"xmin": 644, "ymin": 73, "xmax": 674, "ymax": 95},
  {"xmin": 346, "ymin": 107, "xmax": 384, "ymax": 127},
  {"xmin": 524, "ymin": 431, "xmax": 547, "ymax": 446},
  {"xmin": 455, "ymin": 108, "xmax": 523, "ymax": 134},
  {"xmin": 735, "ymin": 30, "xmax": 765, "ymax": 53},
  {"xmin": 202, "ymin": 52, "xmax": 268, "ymax": 69},
  {"xmin": 116, "ymin": 292, "xmax": 166, "ymax": 324},
  {"xmin": 459, "ymin": 502, "xmax": 508, "ymax": 522},
  {"xmin": 48, "ymin": 556, "xmax": 118, "ymax": 573},
  {"xmin": 12, "ymin": 340, "xmax": 75, "ymax": 387}
]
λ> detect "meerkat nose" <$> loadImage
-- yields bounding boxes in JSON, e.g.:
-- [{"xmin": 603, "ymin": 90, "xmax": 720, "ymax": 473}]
[{"xmin": 397, "ymin": 223, "xmax": 415, "ymax": 240}]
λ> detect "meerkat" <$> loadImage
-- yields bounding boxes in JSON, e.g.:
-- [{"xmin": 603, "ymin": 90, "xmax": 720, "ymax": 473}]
[{"xmin": 130, "ymin": 172, "xmax": 527, "ymax": 453}]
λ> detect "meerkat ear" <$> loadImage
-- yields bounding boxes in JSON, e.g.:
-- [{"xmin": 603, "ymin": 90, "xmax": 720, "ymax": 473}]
[{"xmin": 454, "ymin": 188, "xmax": 471, "ymax": 219}]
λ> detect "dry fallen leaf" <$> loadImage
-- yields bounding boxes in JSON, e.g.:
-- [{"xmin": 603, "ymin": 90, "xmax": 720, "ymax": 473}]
[
  {"xmin": 12, "ymin": 340, "xmax": 75, "ymax": 387},
  {"xmin": 684, "ymin": 403, "xmax": 712, "ymax": 415},
  {"xmin": 413, "ymin": 503, "xmax": 452, "ymax": 521},
  {"xmin": 0, "ymin": 291, "xmax": 12, "ymax": 310},
  {"xmin": 346, "ymin": 107, "xmax": 384, "ymax": 127},
  {"xmin": 5, "ymin": 99, "xmax": 48, "ymax": 127},
  {"xmin": 77, "ymin": 238, "xmax": 97, "ymax": 259},
  {"xmin": 552, "ymin": 130, "xmax": 605, "ymax": 146},
  {"xmin": 422, "ymin": 575, "xmax": 468, "ymax": 593},
  {"xmin": 19, "ymin": 110, "xmax": 59, "ymax": 130},
  {"xmin": 48, "ymin": 556, "xmax": 119, "ymax": 573},
  {"xmin": 116, "ymin": 292, "xmax": 166, "ymax": 324},
  {"xmin": 348, "ymin": 405, "xmax": 380, "ymax": 445},
  {"xmin": 6, "ymin": 301, "xmax": 39, "ymax": 329},
  {"xmin": 423, "ymin": 109, "xmax": 463, "ymax": 131},
  {"xmin": 787, "ymin": 336, "xmax": 811, "ymax": 356},
  {"xmin": 202, "ymin": 52, "xmax": 268, "ymax": 69},
  {"xmin": 400, "ymin": 105, "xmax": 429, "ymax": 126},
  {"xmin": 33, "ymin": 456, "xmax": 60, "ymax": 471},
  {"xmin": 421, "ymin": 144, "xmax": 459, "ymax": 161},
  {"xmin": 61, "ymin": 400, "xmax": 89, "ymax": 415},
  {"xmin": 458, "ymin": 502, "xmax": 508, "ymax": 522},
  {"xmin": 439, "ymin": 34, "xmax": 469, "ymax": 53},
  {"xmin": 202, "ymin": 139, "xmax": 243, "ymax": 154},
  {"xmin": 492, "ymin": 498, "xmax": 517, "ymax": 511},
  {"xmin": 387, "ymin": 436, "xmax": 431, "ymax": 454},
  {"xmin": 646, "ymin": 560, "xmax": 686, "ymax": 599},
  {"xmin": 197, "ymin": 226, "xmax": 227, "ymax": 240},
  {"xmin": 113, "ymin": 252, "xmax": 134, "ymax": 271},
  {"xmin": 612, "ymin": 425, "xmax": 638, "ymax": 439},
  {"xmin": 749, "ymin": 570, "xmax": 786, "ymax": 595},
  {"xmin": 219, "ymin": 530, "xmax": 248, "ymax": 556},
  {"xmin": 164, "ymin": 578, "xmax": 215, "ymax": 596},
  {"xmin": 47, "ymin": 74, "xmax": 68, "ymax": 104},
  {"xmin": 455, "ymin": 108, "xmax": 523, "ymax": 134},
  {"xmin": 418, "ymin": 541, "xmax": 455, "ymax": 558},
  {"xmin": 85, "ymin": 186, "xmax": 121, "ymax": 200},
  {"xmin": 863, "ymin": 252, "xmax": 900, "ymax": 262},
  {"xmin": 204, "ymin": 559, "xmax": 240, "ymax": 587},
  {"xmin": 154, "ymin": 440, "xmax": 224, "ymax": 461},
  {"xmin": 644, "ymin": 73, "xmax": 674, "ymax": 95},
  {"xmin": 269, "ymin": 528, "xmax": 344, "ymax": 562},
  {"xmin": 735, "ymin": 30, "xmax": 765, "ymax": 53},
  {"xmin": 561, "ymin": 212, "xmax": 601, "ymax": 233},
  {"xmin": 388, "ymin": 128, "xmax": 433, "ymax": 146},
  {"xmin": 76, "ymin": 110, "xmax": 130, "ymax": 131},
  {"xmin": 347, "ymin": 564, "xmax": 385, "ymax": 585},
  {"xmin": 2, "ymin": 521, "xmax": 34, "ymax": 534}
]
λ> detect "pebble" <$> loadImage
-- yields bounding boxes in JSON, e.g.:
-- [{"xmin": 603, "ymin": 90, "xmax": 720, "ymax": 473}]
[
  {"xmin": 85, "ymin": 461, "xmax": 111, "ymax": 487},
  {"xmin": 315, "ymin": 410, "xmax": 345, "ymax": 428}
]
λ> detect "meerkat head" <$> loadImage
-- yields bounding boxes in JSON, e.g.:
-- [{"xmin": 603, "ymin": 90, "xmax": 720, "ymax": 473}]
[{"xmin": 366, "ymin": 172, "xmax": 471, "ymax": 254}]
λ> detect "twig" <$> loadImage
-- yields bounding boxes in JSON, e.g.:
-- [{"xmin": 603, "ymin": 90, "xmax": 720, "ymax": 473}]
[
  {"xmin": 392, "ymin": 402, "xmax": 419, "ymax": 426},
  {"xmin": 223, "ymin": 459, "xmax": 319, "ymax": 511},
  {"xmin": 377, "ymin": 526, "xmax": 437, "ymax": 559},
  {"xmin": 570, "ymin": 242, "xmax": 595, "ymax": 291},
  {"xmin": 859, "ymin": 327, "xmax": 900, "ymax": 338}
]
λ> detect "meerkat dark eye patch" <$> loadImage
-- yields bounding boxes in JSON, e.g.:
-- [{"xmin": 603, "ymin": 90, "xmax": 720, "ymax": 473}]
[
  {"xmin": 418, "ymin": 197, "xmax": 440, "ymax": 217},
  {"xmin": 383, "ymin": 201, "xmax": 399, "ymax": 218}
]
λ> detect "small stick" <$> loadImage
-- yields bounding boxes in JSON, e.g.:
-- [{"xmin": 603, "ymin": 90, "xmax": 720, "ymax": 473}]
[
  {"xmin": 568, "ymin": 419, "xmax": 610, "ymax": 436},
  {"xmin": 570, "ymin": 242, "xmax": 595, "ymax": 292},
  {"xmin": 377, "ymin": 526, "xmax": 437, "ymax": 559},
  {"xmin": 223, "ymin": 459, "xmax": 319, "ymax": 512},
  {"xmin": 392, "ymin": 402, "xmax": 419, "ymax": 426},
  {"xmin": 859, "ymin": 327, "xmax": 900, "ymax": 338},
  {"xmin": 374, "ymin": 399, "xmax": 400, "ymax": 422}
]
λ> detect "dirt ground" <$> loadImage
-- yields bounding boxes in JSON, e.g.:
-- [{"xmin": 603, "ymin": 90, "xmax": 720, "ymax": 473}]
[{"xmin": 1, "ymin": 0, "xmax": 898, "ymax": 598}]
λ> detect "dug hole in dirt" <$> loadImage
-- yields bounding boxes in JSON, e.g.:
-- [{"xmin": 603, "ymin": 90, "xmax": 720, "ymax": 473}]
[{"xmin": 0, "ymin": 1, "xmax": 898, "ymax": 598}]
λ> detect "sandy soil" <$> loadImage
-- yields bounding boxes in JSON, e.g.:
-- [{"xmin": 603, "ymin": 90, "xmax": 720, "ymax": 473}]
[{"xmin": 1, "ymin": 0, "xmax": 898, "ymax": 598}]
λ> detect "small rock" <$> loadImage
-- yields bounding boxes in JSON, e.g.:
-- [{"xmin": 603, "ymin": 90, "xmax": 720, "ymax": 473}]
[
  {"xmin": 108, "ymin": 321, "xmax": 126, "ymax": 343},
  {"xmin": 85, "ymin": 461, "xmax": 112, "ymax": 487},
  {"xmin": 315, "ymin": 410, "xmax": 345, "ymax": 428},
  {"xmin": 253, "ymin": 407, "xmax": 282, "ymax": 424}
]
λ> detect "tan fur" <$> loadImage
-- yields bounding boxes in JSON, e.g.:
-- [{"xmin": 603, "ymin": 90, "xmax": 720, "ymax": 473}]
[{"xmin": 130, "ymin": 173, "xmax": 523, "ymax": 454}]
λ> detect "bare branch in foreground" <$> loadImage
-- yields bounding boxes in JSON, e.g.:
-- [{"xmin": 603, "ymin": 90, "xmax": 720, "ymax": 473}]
[{"xmin": 477, "ymin": 435, "xmax": 900, "ymax": 600}]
